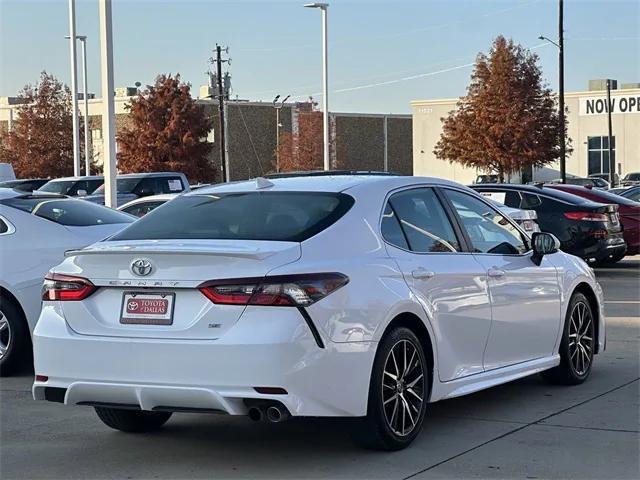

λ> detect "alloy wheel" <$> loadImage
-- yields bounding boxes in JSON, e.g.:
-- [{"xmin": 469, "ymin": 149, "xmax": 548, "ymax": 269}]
[
  {"xmin": 381, "ymin": 339, "xmax": 425, "ymax": 437},
  {"xmin": 0, "ymin": 308, "xmax": 11, "ymax": 361},
  {"xmin": 568, "ymin": 301, "xmax": 593, "ymax": 376}
]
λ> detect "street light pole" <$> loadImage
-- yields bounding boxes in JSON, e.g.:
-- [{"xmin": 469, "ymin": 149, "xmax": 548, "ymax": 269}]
[
  {"xmin": 67, "ymin": 0, "xmax": 81, "ymax": 176},
  {"xmin": 99, "ymin": 0, "xmax": 117, "ymax": 208},
  {"xmin": 606, "ymin": 79, "xmax": 615, "ymax": 185},
  {"xmin": 539, "ymin": 0, "xmax": 566, "ymax": 184},
  {"xmin": 272, "ymin": 95, "xmax": 290, "ymax": 173},
  {"xmin": 558, "ymin": 0, "xmax": 566, "ymax": 184},
  {"xmin": 304, "ymin": 3, "xmax": 330, "ymax": 171},
  {"xmin": 78, "ymin": 36, "xmax": 90, "ymax": 176}
]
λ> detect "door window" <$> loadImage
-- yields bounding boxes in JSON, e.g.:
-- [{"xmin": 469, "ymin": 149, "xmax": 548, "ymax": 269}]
[
  {"xmin": 444, "ymin": 189, "xmax": 528, "ymax": 255},
  {"xmin": 385, "ymin": 188, "xmax": 460, "ymax": 253}
]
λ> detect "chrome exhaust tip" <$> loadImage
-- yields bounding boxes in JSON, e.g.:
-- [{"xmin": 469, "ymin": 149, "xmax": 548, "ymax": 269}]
[{"xmin": 266, "ymin": 405, "xmax": 290, "ymax": 423}]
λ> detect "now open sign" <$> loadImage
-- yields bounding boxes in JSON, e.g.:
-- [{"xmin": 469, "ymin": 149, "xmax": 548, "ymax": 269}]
[{"xmin": 579, "ymin": 95, "xmax": 640, "ymax": 116}]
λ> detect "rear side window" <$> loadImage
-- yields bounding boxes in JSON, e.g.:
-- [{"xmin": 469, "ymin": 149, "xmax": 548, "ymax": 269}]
[
  {"xmin": 381, "ymin": 203, "xmax": 409, "ymax": 250},
  {"xmin": 0, "ymin": 198, "xmax": 134, "ymax": 226},
  {"xmin": 111, "ymin": 192, "xmax": 354, "ymax": 242},
  {"xmin": 385, "ymin": 188, "xmax": 460, "ymax": 253}
]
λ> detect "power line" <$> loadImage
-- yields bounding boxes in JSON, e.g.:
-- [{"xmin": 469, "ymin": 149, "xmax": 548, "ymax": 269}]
[{"xmin": 235, "ymin": 0, "xmax": 541, "ymax": 53}]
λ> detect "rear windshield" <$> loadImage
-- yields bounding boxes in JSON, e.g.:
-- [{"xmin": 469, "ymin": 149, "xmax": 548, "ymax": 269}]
[
  {"xmin": 93, "ymin": 178, "xmax": 141, "ymax": 194},
  {"xmin": 111, "ymin": 192, "xmax": 354, "ymax": 242},
  {"xmin": 582, "ymin": 188, "xmax": 640, "ymax": 207},
  {"xmin": 1, "ymin": 197, "xmax": 135, "ymax": 226},
  {"xmin": 38, "ymin": 180, "xmax": 76, "ymax": 194}
]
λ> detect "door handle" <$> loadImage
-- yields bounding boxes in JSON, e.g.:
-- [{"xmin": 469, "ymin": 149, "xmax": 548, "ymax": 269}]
[
  {"xmin": 487, "ymin": 268, "xmax": 506, "ymax": 278},
  {"xmin": 412, "ymin": 269, "xmax": 436, "ymax": 280}
]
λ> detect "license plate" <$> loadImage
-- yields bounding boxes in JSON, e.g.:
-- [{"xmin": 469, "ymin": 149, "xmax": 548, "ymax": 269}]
[
  {"xmin": 609, "ymin": 213, "xmax": 619, "ymax": 225},
  {"xmin": 120, "ymin": 292, "xmax": 175, "ymax": 325}
]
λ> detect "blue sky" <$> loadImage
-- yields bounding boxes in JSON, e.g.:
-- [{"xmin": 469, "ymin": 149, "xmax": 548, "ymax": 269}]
[{"xmin": 1, "ymin": 0, "xmax": 638, "ymax": 113}]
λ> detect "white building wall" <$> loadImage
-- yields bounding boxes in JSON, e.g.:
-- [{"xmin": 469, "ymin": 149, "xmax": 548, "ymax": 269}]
[{"xmin": 412, "ymin": 87, "xmax": 640, "ymax": 183}]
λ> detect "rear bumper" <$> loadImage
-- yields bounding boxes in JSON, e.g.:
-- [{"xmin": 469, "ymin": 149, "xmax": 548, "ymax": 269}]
[
  {"xmin": 32, "ymin": 305, "xmax": 377, "ymax": 417},
  {"xmin": 573, "ymin": 236, "xmax": 626, "ymax": 262}
]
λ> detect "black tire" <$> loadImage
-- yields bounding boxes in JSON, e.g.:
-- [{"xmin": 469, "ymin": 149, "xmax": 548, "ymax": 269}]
[
  {"xmin": 95, "ymin": 407, "xmax": 172, "ymax": 433},
  {"xmin": 353, "ymin": 327, "xmax": 429, "ymax": 451},
  {"xmin": 0, "ymin": 295, "xmax": 30, "ymax": 377},
  {"xmin": 541, "ymin": 292, "xmax": 595, "ymax": 385}
]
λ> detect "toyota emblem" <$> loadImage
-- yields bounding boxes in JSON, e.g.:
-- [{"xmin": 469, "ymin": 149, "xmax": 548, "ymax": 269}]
[{"xmin": 131, "ymin": 258, "xmax": 153, "ymax": 277}]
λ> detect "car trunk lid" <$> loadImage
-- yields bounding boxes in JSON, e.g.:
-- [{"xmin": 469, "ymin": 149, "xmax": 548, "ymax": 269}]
[{"xmin": 57, "ymin": 239, "xmax": 301, "ymax": 339}]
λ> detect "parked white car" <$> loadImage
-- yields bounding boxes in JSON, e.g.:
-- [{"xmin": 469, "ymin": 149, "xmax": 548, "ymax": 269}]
[
  {"xmin": 33, "ymin": 174, "xmax": 604, "ymax": 450},
  {"xmin": 0, "ymin": 188, "xmax": 134, "ymax": 375}
]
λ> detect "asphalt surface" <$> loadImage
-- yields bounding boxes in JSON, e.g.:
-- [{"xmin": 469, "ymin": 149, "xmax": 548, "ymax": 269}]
[{"xmin": 1, "ymin": 258, "xmax": 638, "ymax": 480}]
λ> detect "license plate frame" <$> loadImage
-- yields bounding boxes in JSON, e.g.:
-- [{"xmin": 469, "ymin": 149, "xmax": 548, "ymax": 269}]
[{"xmin": 120, "ymin": 291, "xmax": 175, "ymax": 325}]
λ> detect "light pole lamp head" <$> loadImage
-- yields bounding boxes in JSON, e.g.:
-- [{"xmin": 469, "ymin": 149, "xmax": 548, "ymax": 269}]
[{"xmin": 304, "ymin": 2, "xmax": 329, "ymax": 9}]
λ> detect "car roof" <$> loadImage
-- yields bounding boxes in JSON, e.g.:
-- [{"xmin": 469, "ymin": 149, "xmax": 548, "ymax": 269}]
[
  {"xmin": 46, "ymin": 175, "xmax": 104, "ymax": 181},
  {"xmin": 470, "ymin": 183, "xmax": 601, "ymax": 205},
  {"xmin": 117, "ymin": 172, "xmax": 184, "ymax": 178},
  {"xmin": 188, "ymin": 174, "xmax": 467, "ymax": 195},
  {"xmin": 0, "ymin": 188, "xmax": 67, "ymax": 200}
]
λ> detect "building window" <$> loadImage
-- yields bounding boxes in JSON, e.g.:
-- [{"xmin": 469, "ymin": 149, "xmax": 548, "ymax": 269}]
[
  {"xmin": 91, "ymin": 129, "xmax": 102, "ymax": 141},
  {"xmin": 587, "ymin": 136, "xmax": 615, "ymax": 175}
]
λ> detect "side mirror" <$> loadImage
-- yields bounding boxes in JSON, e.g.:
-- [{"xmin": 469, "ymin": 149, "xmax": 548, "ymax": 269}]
[
  {"xmin": 531, "ymin": 232, "xmax": 560, "ymax": 265},
  {"xmin": 138, "ymin": 188, "xmax": 153, "ymax": 197},
  {"xmin": 76, "ymin": 189, "xmax": 88, "ymax": 197}
]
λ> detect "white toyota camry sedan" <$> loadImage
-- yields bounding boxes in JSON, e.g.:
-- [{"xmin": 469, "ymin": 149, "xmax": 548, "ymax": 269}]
[{"xmin": 32, "ymin": 174, "xmax": 605, "ymax": 450}]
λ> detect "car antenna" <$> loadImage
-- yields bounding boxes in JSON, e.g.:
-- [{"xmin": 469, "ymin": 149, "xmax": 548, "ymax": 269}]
[{"xmin": 255, "ymin": 177, "xmax": 275, "ymax": 189}]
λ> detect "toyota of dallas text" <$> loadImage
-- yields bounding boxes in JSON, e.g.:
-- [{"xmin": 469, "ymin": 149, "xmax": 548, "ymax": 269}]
[{"xmin": 32, "ymin": 174, "xmax": 605, "ymax": 451}]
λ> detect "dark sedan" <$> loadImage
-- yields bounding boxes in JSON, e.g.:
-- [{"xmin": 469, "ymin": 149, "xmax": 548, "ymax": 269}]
[
  {"xmin": 0, "ymin": 178, "xmax": 49, "ymax": 192},
  {"xmin": 546, "ymin": 184, "xmax": 640, "ymax": 258},
  {"xmin": 471, "ymin": 184, "xmax": 626, "ymax": 265}
]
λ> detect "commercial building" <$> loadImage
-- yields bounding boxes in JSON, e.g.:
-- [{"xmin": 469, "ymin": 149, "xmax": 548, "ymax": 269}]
[
  {"xmin": 412, "ymin": 80, "xmax": 640, "ymax": 184},
  {"xmin": 0, "ymin": 87, "xmax": 412, "ymax": 181}
]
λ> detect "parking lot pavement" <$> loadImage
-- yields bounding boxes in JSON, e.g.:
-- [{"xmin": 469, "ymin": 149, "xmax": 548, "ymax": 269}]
[{"xmin": 1, "ymin": 259, "xmax": 638, "ymax": 480}]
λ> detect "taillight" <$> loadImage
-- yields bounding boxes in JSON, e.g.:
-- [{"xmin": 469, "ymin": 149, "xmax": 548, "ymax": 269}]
[
  {"xmin": 198, "ymin": 273, "xmax": 349, "ymax": 307},
  {"xmin": 42, "ymin": 273, "xmax": 96, "ymax": 301},
  {"xmin": 564, "ymin": 212, "xmax": 608, "ymax": 222}
]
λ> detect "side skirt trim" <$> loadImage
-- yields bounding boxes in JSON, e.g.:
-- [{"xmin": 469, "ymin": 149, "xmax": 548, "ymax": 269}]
[{"xmin": 429, "ymin": 355, "xmax": 560, "ymax": 402}]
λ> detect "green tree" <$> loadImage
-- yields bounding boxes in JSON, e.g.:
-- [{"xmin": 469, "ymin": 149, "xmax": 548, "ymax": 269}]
[
  {"xmin": 117, "ymin": 74, "xmax": 214, "ymax": 182},
  {"xmin": 434, "ymin": 36, "xmax": 571, "ymax": 182}
]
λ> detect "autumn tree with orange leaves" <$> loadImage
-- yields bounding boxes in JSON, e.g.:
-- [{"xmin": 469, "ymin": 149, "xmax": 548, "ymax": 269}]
[
  {"xmin": 117, "ymin": 74, "xmax": 214, "ymax": 182},
  {"xmin": 274, "ymin": 110, "xmax": 334, "ymax": 172},
  {"xmin": 434, "ymin": 36, "xmax": 570, "ymax": 182},
  {"xmin": 0, "ymin": 72, "xmax": 80, "ymax": 178}
]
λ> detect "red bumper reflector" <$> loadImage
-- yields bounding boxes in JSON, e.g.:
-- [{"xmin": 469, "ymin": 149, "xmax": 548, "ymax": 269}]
[
  {"xmin": 35, "ymin": 375, "xmax": 49, "ymax": 382},
  {"xmin": 253, "ymin": 387, "xmax": 288, "ymax": 395}
]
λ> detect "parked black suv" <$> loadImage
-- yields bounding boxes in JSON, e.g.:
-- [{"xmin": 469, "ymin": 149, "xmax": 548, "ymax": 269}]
[{"xmin": 470, "ymin": 184, "xmax": 626, "ymax": 265}]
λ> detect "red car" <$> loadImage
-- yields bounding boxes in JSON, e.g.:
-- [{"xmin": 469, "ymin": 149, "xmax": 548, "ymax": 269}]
[{"xmin": 547, "ymin": 184, "xmax": 640, "ymax": 258}]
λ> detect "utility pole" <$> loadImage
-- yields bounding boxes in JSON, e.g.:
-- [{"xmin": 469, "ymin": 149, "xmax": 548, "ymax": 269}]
[
  {"xmin": 558, "ymin": 0, "xmax": 566, "ymax": 184},
  {"xmin": 67, "ymin": 0, "xmax": 81, "ymax": 176},
  {"xmin": 215, "ymin": 45, "xmax": 229, "ymax": 182},
  {"xmin": 606, "ymin": 79, "xmax": 615, "ymax": 185}
]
